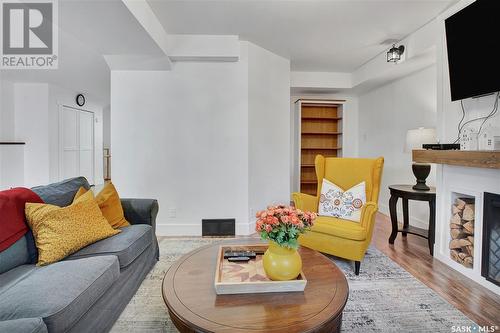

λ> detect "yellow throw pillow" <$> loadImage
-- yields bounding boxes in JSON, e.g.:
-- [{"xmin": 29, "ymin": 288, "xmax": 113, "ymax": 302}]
[
  {"xmin": 25, "ymin": 190, "xmax": 120, "ymax": 266},
  {"xmin": 74, "ymin": 182, "xmax": 130, "ymax": 229}
]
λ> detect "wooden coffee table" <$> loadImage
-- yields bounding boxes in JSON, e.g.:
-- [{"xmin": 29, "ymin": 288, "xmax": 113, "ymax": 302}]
[{"xmin": 162, "ymin": 239, "xmax": 349, "ymax": 333}]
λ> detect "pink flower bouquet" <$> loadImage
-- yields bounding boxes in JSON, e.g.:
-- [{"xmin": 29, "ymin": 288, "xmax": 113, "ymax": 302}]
[{"xmin": 255, "ymin": 205, "xmax": 317, "ymax": 249}]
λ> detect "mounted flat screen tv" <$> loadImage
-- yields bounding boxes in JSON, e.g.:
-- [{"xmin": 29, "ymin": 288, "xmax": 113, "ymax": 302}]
[{"xmin": 445, "ymin": 0, "xmax": 500, "ymax": 101}]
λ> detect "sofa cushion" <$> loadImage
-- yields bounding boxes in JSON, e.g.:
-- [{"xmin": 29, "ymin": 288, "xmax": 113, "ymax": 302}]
[
  {"xmin": 0, "ymin": 318, "xmax": 48, "ymax": 333},
  {"xmin": 31, "ymin": 177, "xmax": 90, "ymax": 207},
  {"xmin": 68, "ymin": 224, "xmax": 152, "ymax": 268},
  {"xmin": 0, "ymin": 236, "xmax": 30, "ymax": 274},
  {"xmin": 0, "ymin": 265, "xmax": 36, "ymax": 293},
  {"xmin": 310, "ymin": 216, "xmax": 367, "ymax": 240},
  {"xmin": 0, "ymin": 256, "xmax": 119, "ymax": 332}
]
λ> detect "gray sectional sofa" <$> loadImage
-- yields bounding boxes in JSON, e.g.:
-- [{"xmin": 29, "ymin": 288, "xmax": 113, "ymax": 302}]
[{"xmin": 0, "ymin": 177, "xmax": 159, "ymax": 333}]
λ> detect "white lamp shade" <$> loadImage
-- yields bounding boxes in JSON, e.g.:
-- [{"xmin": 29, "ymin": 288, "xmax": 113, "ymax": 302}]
[{"xmin": 405, "ymin": 127, "xmax": 437, "ymax": 152}]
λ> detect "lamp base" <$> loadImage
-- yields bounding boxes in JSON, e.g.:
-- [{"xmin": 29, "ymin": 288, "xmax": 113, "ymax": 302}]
[{"xmin": 412, "ymin": 163, "xmax": 431, "ymax": 191}]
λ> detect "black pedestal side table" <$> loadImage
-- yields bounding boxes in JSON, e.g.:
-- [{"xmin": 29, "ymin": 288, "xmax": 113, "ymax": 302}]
[{"xmin": 388, "ymin": 185, "xmax": 436, "ymax": 255}]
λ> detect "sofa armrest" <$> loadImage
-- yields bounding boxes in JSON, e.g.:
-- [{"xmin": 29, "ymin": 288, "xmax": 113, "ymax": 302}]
[
  {"xmin": 292, "ymin": 192, "xmax": 318, "ymax": 213},
  {"xmin": 121, "ymin": 198, "xmax": 159, "ymax": 229}
]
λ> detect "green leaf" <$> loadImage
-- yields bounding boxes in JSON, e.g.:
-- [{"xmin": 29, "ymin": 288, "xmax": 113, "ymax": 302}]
[
  {"xmin": 287, "ymin": 238, "xmax": 299, "ymax": 250},
  {"xmin": 288, "ymin": 226, "xmax": 298, "ymax": 238}
]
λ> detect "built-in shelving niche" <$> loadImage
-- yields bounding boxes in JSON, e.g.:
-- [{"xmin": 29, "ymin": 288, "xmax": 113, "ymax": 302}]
[{"xmin": 297, "ymin": 100, "xmax": 343, "ymax": 196}]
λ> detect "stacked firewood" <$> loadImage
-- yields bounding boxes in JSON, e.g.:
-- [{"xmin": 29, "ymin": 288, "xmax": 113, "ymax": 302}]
[{"xmin": 449, "ymin": 197, "xmax": 474, "ymax": 268}]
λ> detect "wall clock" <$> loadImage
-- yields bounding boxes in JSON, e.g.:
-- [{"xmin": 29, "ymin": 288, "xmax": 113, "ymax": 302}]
[{"xmin": 76, "ymin": 94, "xmax": 85, "ymax": 107}]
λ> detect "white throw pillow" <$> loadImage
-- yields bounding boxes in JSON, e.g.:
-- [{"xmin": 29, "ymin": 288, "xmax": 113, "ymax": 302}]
[{"xmin": 318, "ymin": 179, "xmax": 366, "ymax": 222}]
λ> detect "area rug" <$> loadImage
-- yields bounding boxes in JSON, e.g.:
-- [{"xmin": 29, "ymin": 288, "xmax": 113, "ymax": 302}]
[{"xmin": 110, "ymin": 238, "xmax": 475, "ymax": 332}]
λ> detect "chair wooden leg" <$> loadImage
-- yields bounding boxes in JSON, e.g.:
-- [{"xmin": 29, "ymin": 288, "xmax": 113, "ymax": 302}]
[{"xmin": 354, "ymin": 261, "xmax": 360, "ymax": 275}]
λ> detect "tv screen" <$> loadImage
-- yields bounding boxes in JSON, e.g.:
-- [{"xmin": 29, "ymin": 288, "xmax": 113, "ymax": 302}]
[{"xmin": 445, "ymin": 0, "xmax": 500, "ymax": 101}]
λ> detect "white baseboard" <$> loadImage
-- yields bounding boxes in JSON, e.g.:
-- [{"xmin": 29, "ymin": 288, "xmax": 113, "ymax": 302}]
[
  {"xmin": 156, "ymin": 224, "xmax": 200, "ymax": 236},
  {"xmin": 156, "ymin": 207, "xmax": 428, "ymax": 236},
  {"xmin": 157, "ymin": 209, "xmax": 428, "ymax": 236},
  {"xmin": 378, "ymin": 203, "xmax": 429, "ymax": 230}
]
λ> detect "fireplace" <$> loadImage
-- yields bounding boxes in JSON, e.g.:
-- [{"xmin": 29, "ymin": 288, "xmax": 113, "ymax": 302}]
[
  {"xmin": 482, "ymin": 192, "xmax": 500, "ymax": 287},
  {"xmin": 430, "ymin": 164, "xmax": 500, "ymax": 294}
]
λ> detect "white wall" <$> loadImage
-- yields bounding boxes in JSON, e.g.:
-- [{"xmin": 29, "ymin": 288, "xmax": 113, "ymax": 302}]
[
  {"xmin": 0, "ymin": 145, "xmax": 24, "ymax": 189},
  {"xmin": 111, "ymin": 42, "xmax": 291, "ymax": 236},
  {"xmin": 103, "ymin": 105, "xmax": 111, "ymax": 149},
  {"xmin": 247, "ymin": 42, "xmax": 291, "ymax": 222},
  {"xmin": 291, "ymin": 72, "xmax": 352, "ymax": 90},
  {"xmin": 111, "ymin": 62, "xmax": 249, "ymax": 235},
  {"xmin": 0, "ymin": 79, "xmax": 15, "ymax": 141},
  {"xmin": 3, "ymin": 82, "xmax": 105, "ymax": 188},
  {"xmin": 14, "ymin": 84, "xmax": 51, "ymax": 187},
  {"xmin": 358, "ymin": 65, "xmax": 437, "ymax": 227},
  {"xmin": 0, "ymin": 79, "xmax": 25, "ymax": 188},
  {"xmin": 0, "ymin": 77, "xmax": 23, "ymax": 188},
  {"xmin": 48, "ymin": 84, "xmax": 104, "ymax": 185}
]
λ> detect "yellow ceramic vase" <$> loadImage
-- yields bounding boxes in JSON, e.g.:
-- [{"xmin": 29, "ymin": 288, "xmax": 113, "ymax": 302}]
[{"xmin": 263, "ymin": 241, "xmax": 302, "ymax": 281}]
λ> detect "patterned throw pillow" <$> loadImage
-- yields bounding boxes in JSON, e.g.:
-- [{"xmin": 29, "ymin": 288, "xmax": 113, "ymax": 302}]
[
  {"xmin": 318, "ymin": 179, "xmax": 366, "ymax": 222},
  {"xmin": 25, "ymin": 190, "xmax": 120, "ymax": 266}
]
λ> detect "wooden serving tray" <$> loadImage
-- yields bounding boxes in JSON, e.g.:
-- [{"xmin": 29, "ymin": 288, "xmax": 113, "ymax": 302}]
[{"xmin": 214, "ymin": 244, "xmax": 307, "ymax": 295}]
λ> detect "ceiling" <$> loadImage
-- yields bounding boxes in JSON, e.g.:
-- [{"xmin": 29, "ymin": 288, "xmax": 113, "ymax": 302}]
[
  {"xmin": 148, "ymin": 0, "xmax": 456, "ymax": 72},
  {"xmin": 1, "ymin": 0, "xmax": 163, "ymax": 105},
  {"xmin": 1, "ymin": 0, "xmax": 457, "ymax": 103}
]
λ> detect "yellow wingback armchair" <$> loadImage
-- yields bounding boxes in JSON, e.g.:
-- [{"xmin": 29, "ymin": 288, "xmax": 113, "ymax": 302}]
[{"xmin": 292, "ymin": 155, "xmax": 384, "ymax": 275}]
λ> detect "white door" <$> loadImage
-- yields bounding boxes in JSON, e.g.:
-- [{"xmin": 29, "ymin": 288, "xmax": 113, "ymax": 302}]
[{"xmin": 60, "ymin": 106, "xmax": 94, "ymax": 183}]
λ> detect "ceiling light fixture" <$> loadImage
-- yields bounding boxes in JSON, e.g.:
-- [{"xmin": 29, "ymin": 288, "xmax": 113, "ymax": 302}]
[{"xmin": 387, "ymin": 44, "xmax": 405, "ymax": 63}]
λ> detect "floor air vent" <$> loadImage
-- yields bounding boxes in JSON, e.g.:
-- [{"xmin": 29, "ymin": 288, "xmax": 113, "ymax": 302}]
[{"xmin": 202, "ymin": 219, "xmax": 235, "ymax": 237}]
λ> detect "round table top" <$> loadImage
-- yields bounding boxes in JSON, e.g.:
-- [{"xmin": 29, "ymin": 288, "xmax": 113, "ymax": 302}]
[
  {"xmin": 162, "ymin": 239, "xmax": 349, "ymax": 333},
  {"xmin": 389, "ymin": 184, "xmax": 436, "ymax": 195}
]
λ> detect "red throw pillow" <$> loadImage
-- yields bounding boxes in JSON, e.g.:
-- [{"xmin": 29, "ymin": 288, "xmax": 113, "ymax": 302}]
[{"xmin": 0, "ymin": 188, "xmax": 44, "ymax": 251}]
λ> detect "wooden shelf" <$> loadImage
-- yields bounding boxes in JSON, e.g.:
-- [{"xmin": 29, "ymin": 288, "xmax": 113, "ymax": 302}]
[
  {"xmin": 299, "ymin": 102, "xmax": 342, "ymax": 192},
  {"xmin": 398, "ymin": 224, "xmax": 429, "ymax": 239},
  {"xmin": 302, "ymin": 147, "xmax": 342, "ymax": 150},
  {"xmin": 301, "ymin": 116, "xmax": 342, "ymax": 121},
  {"xmin": 301, "ymin": 132, "xmax": 342, "ymax": 135},
  {"xmin": 413, "ymin": 150, "xmax": 500, "ymax": 169}
]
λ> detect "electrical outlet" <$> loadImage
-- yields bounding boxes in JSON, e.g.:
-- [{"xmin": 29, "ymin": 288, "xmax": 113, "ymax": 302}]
[{"xmin": 168, "ymin": 208, "xmax": 176, "ymax": 218}]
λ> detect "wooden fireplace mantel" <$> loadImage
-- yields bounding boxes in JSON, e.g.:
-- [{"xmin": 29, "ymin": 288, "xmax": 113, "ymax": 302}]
[{"xmin": 412, "ymin": 150, "xmax": 500, "ymax": 169}]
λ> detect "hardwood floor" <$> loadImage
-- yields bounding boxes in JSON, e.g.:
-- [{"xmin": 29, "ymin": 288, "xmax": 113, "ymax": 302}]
[{"xmin": 372, "ymin": 213, "xmax": 500, "ymax": 327}]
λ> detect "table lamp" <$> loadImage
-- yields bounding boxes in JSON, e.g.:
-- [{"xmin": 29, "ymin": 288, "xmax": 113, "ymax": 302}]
[{"xmin": 405, "ymin": 127, "xmax": 437, "ymax": 191}]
